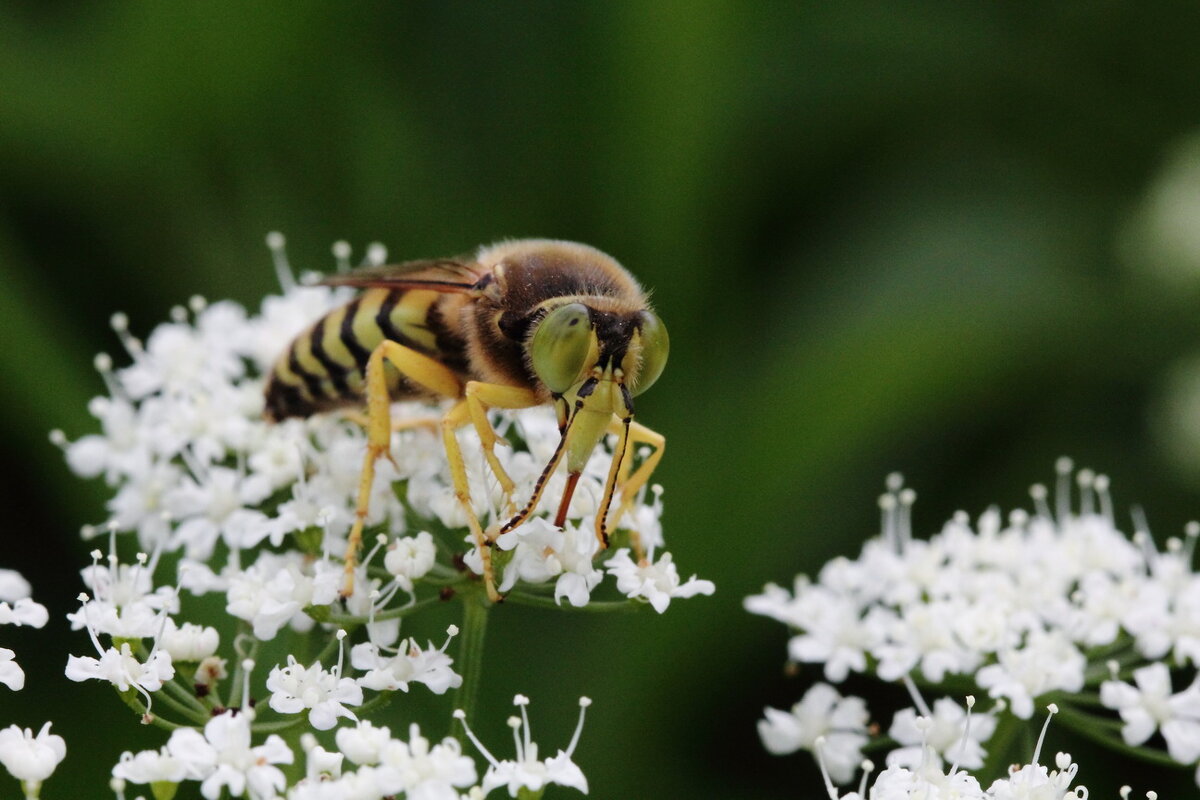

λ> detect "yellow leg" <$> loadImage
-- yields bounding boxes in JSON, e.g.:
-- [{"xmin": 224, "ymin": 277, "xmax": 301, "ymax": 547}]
[
  {"xmin": 440, "ymin": 400, "xmax": 504, "ymax": 603},
  {"xmin": 601, "ymin": 420, "xmax": 664, "ymax": 563},
  {"xmin": 343, "ymin": 410, "xmax": 440, "ymax": 433},
  {"xmin": 343, "ymin": 341, "xmax": 463, "ymax": 597},
  {"xmin": 464, "ymin": 382, "xmax": 540, "ymax": 516}
]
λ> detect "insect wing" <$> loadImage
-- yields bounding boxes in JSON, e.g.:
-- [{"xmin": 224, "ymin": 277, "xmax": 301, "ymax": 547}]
[{"xmin": 320, "ymin": 258, "xmax": 482, "ymax": 293}]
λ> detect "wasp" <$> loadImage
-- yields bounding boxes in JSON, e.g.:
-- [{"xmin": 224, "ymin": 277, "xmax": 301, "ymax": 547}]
[{"xmin": 264, "ymin": 239, "xmax": 669, "ymax": 602}]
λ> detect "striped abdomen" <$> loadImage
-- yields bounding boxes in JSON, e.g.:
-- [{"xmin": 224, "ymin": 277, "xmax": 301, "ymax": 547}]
[{"xmin": 263, "ymin": 288, "xmax": 468, "ymax": 420}]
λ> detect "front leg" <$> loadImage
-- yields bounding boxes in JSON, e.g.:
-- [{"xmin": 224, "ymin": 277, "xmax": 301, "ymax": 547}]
[
  {"xmin": 464, "ymin": 381, "xmax": 541, "ymax": 516},
  {"xmin": 600, "ymin": 419, "xmax": 665, "ymax": 563}
]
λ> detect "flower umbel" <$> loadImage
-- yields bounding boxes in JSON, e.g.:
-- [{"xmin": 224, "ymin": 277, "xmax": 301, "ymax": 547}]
[{"xmin": 748, "ymin": 463, "xmax": 1198, "ymax": 792}]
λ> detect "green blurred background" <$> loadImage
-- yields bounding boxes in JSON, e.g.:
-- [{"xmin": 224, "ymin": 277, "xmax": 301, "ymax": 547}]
[{"xmin": 5, "ymin": 2, "xmax": 1200, "ymax": 796}]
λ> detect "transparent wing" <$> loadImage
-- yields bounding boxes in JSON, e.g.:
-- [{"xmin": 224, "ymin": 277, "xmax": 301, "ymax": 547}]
[{"xmin": 320, "ymin": 258, "xmax": 483, "ymax": 293}]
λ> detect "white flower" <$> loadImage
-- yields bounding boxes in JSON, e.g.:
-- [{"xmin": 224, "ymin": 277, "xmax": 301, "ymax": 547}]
[
  {"xmin": 0, "ymin": 648, "xmax": 24, "ymax": 691},
  {"xmin": 65, "ymin": 642, "xmax": 175, "ymax": 695},
  {"xmin": 986, "ymin": 751, "xmax": 1081, "ymax": 800},
  {"xmin": 160, "ymin": 619, "xmax": 220, "ymax": 662},
  {"xmin": 975, "ymin": 630, "xmax": 1085, "ymax": 720},
  {"xmin": 165, "ymin": 467, "xmax": 274, "ymax": 559},
  {"xmin": 1100, "ymin": 661, "xmax": 1200, "ymax": 763},
  {"xmin": 605, "ymin": 548, "xmax": 714, "ymax": 613},
  {"xmin": 225, "ymin": 552, "xmax": 319, "ymax": 640},
  {"xmin": 335, "ymin": 720, "xmax": 395, "ymax": 766},
  {"xmin": 757, "ymin": 683, "xmax": 868, "ymax": 785},
  {"xmin": 112, "ymin": 747, "xmax": 188, "ymax": 785},
  {"xmin": 351, "ymin": 634, "xmax": 462, "ymax": 695},
  {"xmin": 494, "ymin": 518, "xmax": 603, "ymax": 606},
  {"xmin": 373, "ymin": 724, "xmax": 478, "ymax": 799},
  {"xmin": 0, "ymin": 598, "xmax": 49, "ymax": 629},
  {"xmin": 384, "ymin": 531, "xmax": 437, "ymax": 589},
  {"xmin": 300, "ymin": 736, "xmax": 342, "ymax": 782},
  {"xmin": 0, "ymin": 569, "xmax": 33, "ymax": 603},
  {"xmin": 456, "ymin": 695, "xmax": 590, "ymax": 797},
  {"xmin": 785, "ymin": 586, "xmax": 892, "ymax": 683},
  {"xmin": 0, "ymin": 722, "xmax": 66, "ymax": 785},
  {"xmin": 266, "ymin": 655, "xmax": 363, "ymax": 730},
  {"xmin": 166, "ymin": 711, "xmax": 293, "ymax": 800},
  {"xmin": 868, "ymin": 763, "xmax": 986, "ymax": 800},
  {"xmin": 887, "ymin": 698, "xmax": 996, "ymax": 771}
]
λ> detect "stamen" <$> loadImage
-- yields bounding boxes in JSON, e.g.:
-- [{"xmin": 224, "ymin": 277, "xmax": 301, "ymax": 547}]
[
  {"xmin": 169, "ymin": 305, "xmax": 188, "ymax": 323},
  {"xmin": 332, "ymin": 240, "xmax": 352, "ymax": 273},
  {"xmin": 1184, "ymin": 521, "xmax": 1199, "ymax": 566},
  {"xmin": 812, "ymin": 737, "xmax": 839, "ymax": 800},
  {"xmin": 1055, "ymin": 457, "xmax": 1073, "ymax": 524},
  {"xmin": 898, "ymin": 488, "xmax": 916, "ymax": 548},
  {"xmin": 879, "ymin": 493, "xmax": 899, "ymax": 552},
  {"xmin": 857, "ymin": 759, "xmax": 874, "ymax": 797},
  {"xmin": 1094, "ymin": 474, "xmax": 1113, "ymax": 522},
  {"xmin": 1032, "ymin": 703, "xmax": 1058, "ymax": 766},
  {"xmin": 93, "ymin": 353, "xmax": 127, "ymax": 401},
  {"xmin": 265, "ymin": 232, "xmax": 296, "ymax": 292},
  {"xmin": 454, "ymin": 709, "xmax": 500, "ymax": 766},
  {"xmin": 241, "ymin": 658, "xmax": 255, "ymax": 711},
  {"xmin": 1077, "ymin": 469, "xmax": 1095, "ymax": 516},
  {"xmin": 366, "ymin": 242, "xmax": 387, "ymax": 266},
  {"xmin": 565, "ymin": 697, "xmax": 591, "ymax": 755},
  {"xmin": 513, "ymin": 695, "xmax": 532, "ymax": 755},
  {"xmin": 111, "ymin": 311, "xmax": 145, "ymax": 359},
  {"xmin": 1132, "ymin": 528, "xmax": 1157, "ymax": 570},
  {"xmin": 335, "ymin": 630, "xmax": 348, "ymax": 678},
  {"xmin": 78, "ymin": 592, "xmax": 105, "ymax": 655},
  {"xmin": 188, "ymin": 295, "xmax": 207, "ymax": 314},
  {"xmin": 440, "ymin": 625, "xmax": 459, "ymax": 653},
  {"xmin": 902, "ymin": 674, "xmax": 933, "ymax": 717},
  {"xmin": 1030, "ymin": 483, "xmax": 1052, "ymax": 520},
  {"xmin": 948, "ymin": 695, "xmax": 975, "ymax": 776},
  {"xmin": 507, "ymin": 716, "xmax": 524, "ymax": 762}
]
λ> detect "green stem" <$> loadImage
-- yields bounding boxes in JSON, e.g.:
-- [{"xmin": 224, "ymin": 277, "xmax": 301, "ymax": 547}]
[
  {"xmin": 451, "ymin": 592, "xmax": 490, "ymax": 744},
  {"xmin": 1055, "ymin": 704, "xmax": 1185, "ymax": 769},
  {"xmin": 149, "ymin": 685, "xmax": 212, "ymax": 725},
  {"xmin": 503, "ymin": 593, "xmax": 645, "ymax": 613},
  {"xmin": 323, "ymin": 595, "xmax": 443, "ymax": 626},
  {"xmin": 116, "ymin": 689, "xmax": 189, "ymax": 731}
]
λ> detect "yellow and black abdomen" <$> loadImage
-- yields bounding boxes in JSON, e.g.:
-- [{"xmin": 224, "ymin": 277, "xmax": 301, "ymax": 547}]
[{"xmin": 264, "ymin": 288, "xmax": 468, "ymax": 420}]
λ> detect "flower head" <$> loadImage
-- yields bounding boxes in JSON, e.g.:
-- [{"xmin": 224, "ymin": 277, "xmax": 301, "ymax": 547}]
[{"xmin": 455, "ymin": 695, "xmax": 591, "ymax": 796}]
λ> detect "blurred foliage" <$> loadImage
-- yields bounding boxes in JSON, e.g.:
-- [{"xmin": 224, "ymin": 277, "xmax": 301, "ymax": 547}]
[{"xmin": 4, "ymin": 1, "xmax": 1200, "ymax": 796}]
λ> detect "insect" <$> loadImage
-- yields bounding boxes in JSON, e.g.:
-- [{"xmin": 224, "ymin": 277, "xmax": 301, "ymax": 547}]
[{"xmin": 263, "ymin": 239, "xmax": 669, "ymax": 602}]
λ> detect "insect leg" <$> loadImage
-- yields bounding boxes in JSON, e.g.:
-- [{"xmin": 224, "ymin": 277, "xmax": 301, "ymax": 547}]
[
  {"xmin": 602, "ymin": 420, "xmax": 665, "ymax": 564},
  {"xmin": 440, "ymin": 400, "xmax": 502, "ymax": 604},
  {"xmin": 344, "ymin": 341, "xmax": 463, "ymax": 597},
  {"xmin": 464, "ymin": 381, "xmax": 541, "ymax": 516},
  {"xmin": 342, "ymin": 409, "xmax": 440, "ymax": 433}
]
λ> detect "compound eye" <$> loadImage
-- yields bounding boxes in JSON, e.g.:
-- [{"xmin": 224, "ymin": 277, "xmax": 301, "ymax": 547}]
[
  {"xmin": 629, "ymin": 310, "xmax": 668, "ymax": 396},
  {"xmin": 530, "ymin": 303, "xmax": 592, "ymax": 394}
]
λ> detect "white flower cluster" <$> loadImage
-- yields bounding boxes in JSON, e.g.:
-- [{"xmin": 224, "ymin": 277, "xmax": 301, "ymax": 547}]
[
  {"xmin": 0, "ymin": 570, "xmax": 63, "ymax": 795},
  {"xmin": 748, "ymin": 462, "xmax": 1195, "ymax": 793},
  {"xmin": 48, "ymin": 237, "xmax": 707, "ymax": 799},
  {"xmin": 0, "ymin": 568, "xmax": 48, "ymax": 692},
  {"xmin": 109, "ymin": 696, "xmax": 590, "ymax": 800}
]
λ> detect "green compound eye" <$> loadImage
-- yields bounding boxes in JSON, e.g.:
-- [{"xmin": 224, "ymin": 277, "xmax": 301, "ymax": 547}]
[
  {"xmin": 531, "ymin": 303, "xmax": 593, "ymax": 394},
  {"xmin": 629, "ymin": 310, "xmax": 668, "ymax": 396}
]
